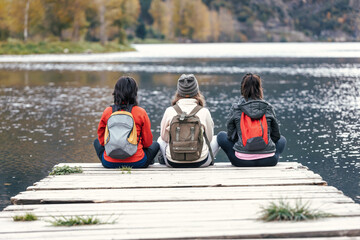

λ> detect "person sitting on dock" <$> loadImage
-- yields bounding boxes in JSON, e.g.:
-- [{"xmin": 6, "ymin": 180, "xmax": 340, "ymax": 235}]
[
  {"xmin": 157, "ymin": 74, "xmax": 219, "ymax": 168},
  {"xmin": 217, "ymin": 73, "xmax": 286, "ymax": 167},
  {"xmin": 93, "ymin": 76, "xmax": 159, "ymax": 168}
]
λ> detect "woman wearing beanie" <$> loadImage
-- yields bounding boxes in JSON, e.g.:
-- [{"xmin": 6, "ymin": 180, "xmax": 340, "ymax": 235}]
[
  {"xmin": 217, "ymin": 73, "xmax": 286, "ymax": 167},
  {"xmin": 157, "ymin": 74, "xmax": 220, "ymax": 168}
]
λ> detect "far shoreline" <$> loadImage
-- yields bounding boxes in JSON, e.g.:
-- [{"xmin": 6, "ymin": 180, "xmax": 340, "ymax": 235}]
[
  {"xmin": 0, "ymin": 41, "xmax": 135, "ymax": 55},
  {"xmin": 0, "ymin": 42, "xmax": 359, "ymax": 62}
]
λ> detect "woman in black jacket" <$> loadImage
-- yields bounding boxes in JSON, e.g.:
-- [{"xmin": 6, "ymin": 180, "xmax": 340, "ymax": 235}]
[{"xmin": 217, "ymin": 73, "xmax": 286, "ymax": 167}]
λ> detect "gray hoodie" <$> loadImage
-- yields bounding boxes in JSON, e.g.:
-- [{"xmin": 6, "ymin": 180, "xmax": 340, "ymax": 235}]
[{"xmin": 226, "ymin": 97, "xmax": 281, "ymax": 154}]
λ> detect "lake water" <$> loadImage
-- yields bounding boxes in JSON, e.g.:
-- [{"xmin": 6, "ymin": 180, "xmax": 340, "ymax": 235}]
[{"xmin": 0, "ymin": 43, "xmax": 359, "ymax": 210}]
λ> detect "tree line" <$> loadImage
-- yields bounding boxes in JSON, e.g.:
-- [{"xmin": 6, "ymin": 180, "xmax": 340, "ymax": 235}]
[
  {"xmin": 0, "ymin": 0, "xmax": 358, "ymax": 44},
  {"xmin": 0, "ymin": 0, "xmax": 140, "ymax": 44}
]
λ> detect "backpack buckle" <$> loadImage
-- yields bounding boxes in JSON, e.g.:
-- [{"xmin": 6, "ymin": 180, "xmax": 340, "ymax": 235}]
[{"xmin": 180, "ymin": 112, "xmax": 186, "ymax": 121}]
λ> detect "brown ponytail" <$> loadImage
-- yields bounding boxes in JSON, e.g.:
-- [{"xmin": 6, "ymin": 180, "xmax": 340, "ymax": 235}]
[{"xmin": 241, "ymin": 73, "xmax": 263, "ymax": 100}]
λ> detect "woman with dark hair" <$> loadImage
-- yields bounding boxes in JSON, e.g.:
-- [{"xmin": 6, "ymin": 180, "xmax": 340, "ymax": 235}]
[
  {"xmin": 217, "ymin": 73, "xmax": 286, "ymax": 167},
  {"xmin": 94, "ymin": 76, "xmax": 159, "ymax": 168},
  {"xmin": 157, "ymin": 74, "xmax": 220, "ymax": 168}
]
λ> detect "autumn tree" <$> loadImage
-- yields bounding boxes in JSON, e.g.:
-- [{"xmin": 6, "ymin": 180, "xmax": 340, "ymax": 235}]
[
  {"xmin": 70, "ymin": 0, "xmax": 88, "ymax": 41},
  {"xmin": 181, "ymin": 0, "xmax": 196, "ymax": 38},
  {"xmin": 86, "ymin": 0, "xmax": 107, "ymax": 44},
  {"xmin": 149, "ymin": 0, "xmax": 169, "ymax": 38},
  {"xmin": 8, "ymin": 0, "xmax": 44, "ymax": 40},
  {"xmin": 0, "ymin": 0, "xmax": 10, "ymax": 40},
  {"xmin": 43, "ymin": 0, "xmax": 73, "ymax": 40},
  {"xmin": 160, "ymin": 0, "xmax": 212, "ymax": 42},
  {"xmin": 106, "ymin": 0, "xmax": 140, "ymax": 44},
  {"xmin": 191, "ymin": 0, "xmax": 210, "ymax": 42}
]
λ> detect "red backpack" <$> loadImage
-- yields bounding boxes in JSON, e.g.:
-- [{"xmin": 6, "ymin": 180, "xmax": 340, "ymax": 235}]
[{"xmin": 240, "ymin": 112, "xmax": 268, "ymax": 151}]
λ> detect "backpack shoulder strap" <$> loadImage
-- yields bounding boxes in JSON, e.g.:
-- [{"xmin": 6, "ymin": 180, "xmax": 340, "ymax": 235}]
[
  {"xmin": 173, "ymin": 104, "xmax": 183, "ymax": 115},
  {"xmin": 188, "ymin": 105, "xmax": 203, "ymax": 117},
  {"xmin": 173, "ymin": 104, "xmax": 202, "ymax": 116}
]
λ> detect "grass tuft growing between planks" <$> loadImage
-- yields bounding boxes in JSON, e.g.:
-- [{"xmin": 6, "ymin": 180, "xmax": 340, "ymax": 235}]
[
  {"xmin": 49, "ymin": 216, "xmax": 101, "ymax": 226},
  {"xmin": 13, "ymin": 213, "xmax": 38, "ymax": 221},
  {"xmin": 259, "ymin": 199, "xmax": 334, "ymax": 222},
  {"xmin": 120, "ymin": 166, "xmax": 132, "ymax": 174},
  {"xmin": 49, "ymin": 215, "xmax": 117, "ymax": 226},
  {"xmin": 49, "ymin": 165, "xmax": 83, "ymax": 175}
]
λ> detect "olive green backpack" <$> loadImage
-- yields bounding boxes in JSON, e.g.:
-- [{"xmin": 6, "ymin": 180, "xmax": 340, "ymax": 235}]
[{"xmin": 169, "ymin": 104, "xmax": 214, "ymax": 162}]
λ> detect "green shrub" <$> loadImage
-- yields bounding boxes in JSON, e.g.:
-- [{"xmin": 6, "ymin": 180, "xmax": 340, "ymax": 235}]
[
  {"xmin": 259, "ymin": 199, "xmax": 334, "ymax": 222},
  {"xmin": 49, "ymin": 165, "xmax": 83, "ymax": 175},
  {"xmin": 13, "ymin": 213, "xmax": 38, "ymax": 221},
  {"xmin": 49, "ymin": 216, "xmax": 101, "ymax": 226},
  {"xmin": 120, "ymin": 166, "xmax": 132, "ymax": 174}
]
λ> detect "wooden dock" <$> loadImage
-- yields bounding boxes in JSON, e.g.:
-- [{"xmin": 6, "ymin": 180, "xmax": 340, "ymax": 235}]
[{"xmin": 1, "ymin": 162, "xmax": 359, "ymax": 239}]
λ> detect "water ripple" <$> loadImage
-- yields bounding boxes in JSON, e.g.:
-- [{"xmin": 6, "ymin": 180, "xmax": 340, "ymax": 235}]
[{"xmin": 0, "ymin": 63, "xmax": 360, "ymax": 78}]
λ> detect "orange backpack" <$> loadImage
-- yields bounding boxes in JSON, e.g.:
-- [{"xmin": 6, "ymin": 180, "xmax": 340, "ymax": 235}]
[{"xmin": 240, "ymin": 112, "xmax": 268, "ymax": 151}]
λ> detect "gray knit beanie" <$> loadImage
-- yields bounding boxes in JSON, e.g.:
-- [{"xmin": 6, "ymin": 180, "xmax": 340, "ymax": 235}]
[{"xmin": 177, "ymin": 74, "xmax": 199, "ymax": 98}]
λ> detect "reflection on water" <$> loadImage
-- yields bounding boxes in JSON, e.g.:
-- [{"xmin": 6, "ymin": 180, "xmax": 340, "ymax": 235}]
[
  {"xmin": 1, "ymin": 60, "xmax": 360, "ymax": 78},
  {"xmin": 0, "ymin": 58, "xmax": 359, "ymax": 210}
]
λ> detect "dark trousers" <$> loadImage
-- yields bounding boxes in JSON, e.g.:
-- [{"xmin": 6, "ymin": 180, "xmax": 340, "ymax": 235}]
[
  {"xmin": 93, "ymin": 139, "xmax": 159, "ymax": 168},
  {"xmin": 217, "ymin": 131, "xmax": 286, "ymax": 167}
]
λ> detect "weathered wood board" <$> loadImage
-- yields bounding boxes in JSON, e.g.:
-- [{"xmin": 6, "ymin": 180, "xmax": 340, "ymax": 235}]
[{"xmin": 1, "ymin": 162, "xmax": 359, "ymax": 239}]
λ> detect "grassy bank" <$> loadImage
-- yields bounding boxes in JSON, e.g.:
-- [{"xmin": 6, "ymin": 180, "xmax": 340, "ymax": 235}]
[
  {"xmin": 131, "ymin": 38, "xmax": 176, "ymax": 44},
  {"xmin": 0, "ymin": 41, "xmax": 134, "ymax": 55}
]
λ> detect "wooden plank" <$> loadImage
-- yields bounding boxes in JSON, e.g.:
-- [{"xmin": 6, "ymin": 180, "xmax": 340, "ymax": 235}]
[
  {"xmin": 254, "ymin": 238, "xmax": 360, "ymax": 240},
  {"xmin": 11, "ymin": 187, "xmax": 353, "ymax": 205},
  {"xmin": 38, "ymin": 170, "xmax": 321, "ymax": 179},
  {"xmin": 16, "ymin": 186, "xmax": 345, "ymax": 199},
  {"xmin": 33, "ymin": 173, "xmax": 323, "ymax": 185},
  {"xmin": 4, "ymin": 199, "xmax": 360, "ymax": 213},
  {"xmin": 0, "ymin": 216, "xmax": 359, "ymax": 239},
  {"xmin": 56, "ymin": 162, "xmax": 304, "ymax": 170},
  {"xmin": 26, "ymin": 178, "xmax": 327, "ymax": 191},
  {"xmin": 28, "ymin": 185, "xmax": 338, "ymax": 193},
  {"xmin": 28, "ymin": 170, "xmax": 327, "ymax": 190},
  {"xmin": 73, "ymin": 165, "xmax": 308, "ymax": 172},
  {"xmin": 3, "ymin": 207, "xmax": 359, "ymax": 220},
  {"xmin": 2, "ymin": 161, "xmax": 359, "ymax": 239},
  {"xmin": 12, "ymin": 188, "xmax": 349, "ymax": 203},
  {"xmin": 1, "ymin": 212, "xmax": 360, "ymax": 227},
  {"xmin": 2, "ymin": 200, "xmax": 360, "ymax": 219},
  {"xmin": 70, "ymin": 168, "xmax": 313, "ymax": 175},
  {"xmin": 4, "ymin": 199, "xmax": 359, "ymax": 213},
  {"xmin": 57, "ymin": 162, "xmax": 302, "ymax": 167}
]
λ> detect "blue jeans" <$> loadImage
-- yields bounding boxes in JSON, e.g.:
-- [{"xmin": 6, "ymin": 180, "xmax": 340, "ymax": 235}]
[
  {"xmin": 93, "ymin": 139, "xmax": 159, "ymax": 168},
  {"xmin": 217, "ymin": 131, "xmax": 286, "ymax": 167}
]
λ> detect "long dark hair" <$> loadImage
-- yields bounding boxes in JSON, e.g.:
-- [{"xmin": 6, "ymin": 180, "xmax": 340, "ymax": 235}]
[
  {"xmin": 241, "ymin": 73, "xmax": 263, "ymax": 100},
  {"xmin": 112, "ymin": 76, "xmax": 138, "ymax": 108}
]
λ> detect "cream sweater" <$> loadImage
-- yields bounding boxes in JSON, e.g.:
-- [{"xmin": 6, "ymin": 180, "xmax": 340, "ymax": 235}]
[{"xmin": 160, "ymin": 98, "xmax": 214, "ymax": 163}]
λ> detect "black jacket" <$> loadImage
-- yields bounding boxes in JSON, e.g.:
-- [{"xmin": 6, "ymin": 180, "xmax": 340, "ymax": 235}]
[{"xmin": 226, "ymin": 97, "xmax": 281, "ymax": 154}]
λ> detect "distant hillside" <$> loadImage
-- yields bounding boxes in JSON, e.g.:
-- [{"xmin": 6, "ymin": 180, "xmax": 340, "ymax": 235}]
[{"xmin": 200, "ymin": 0, "xmax": 360, "ymax": 42}]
